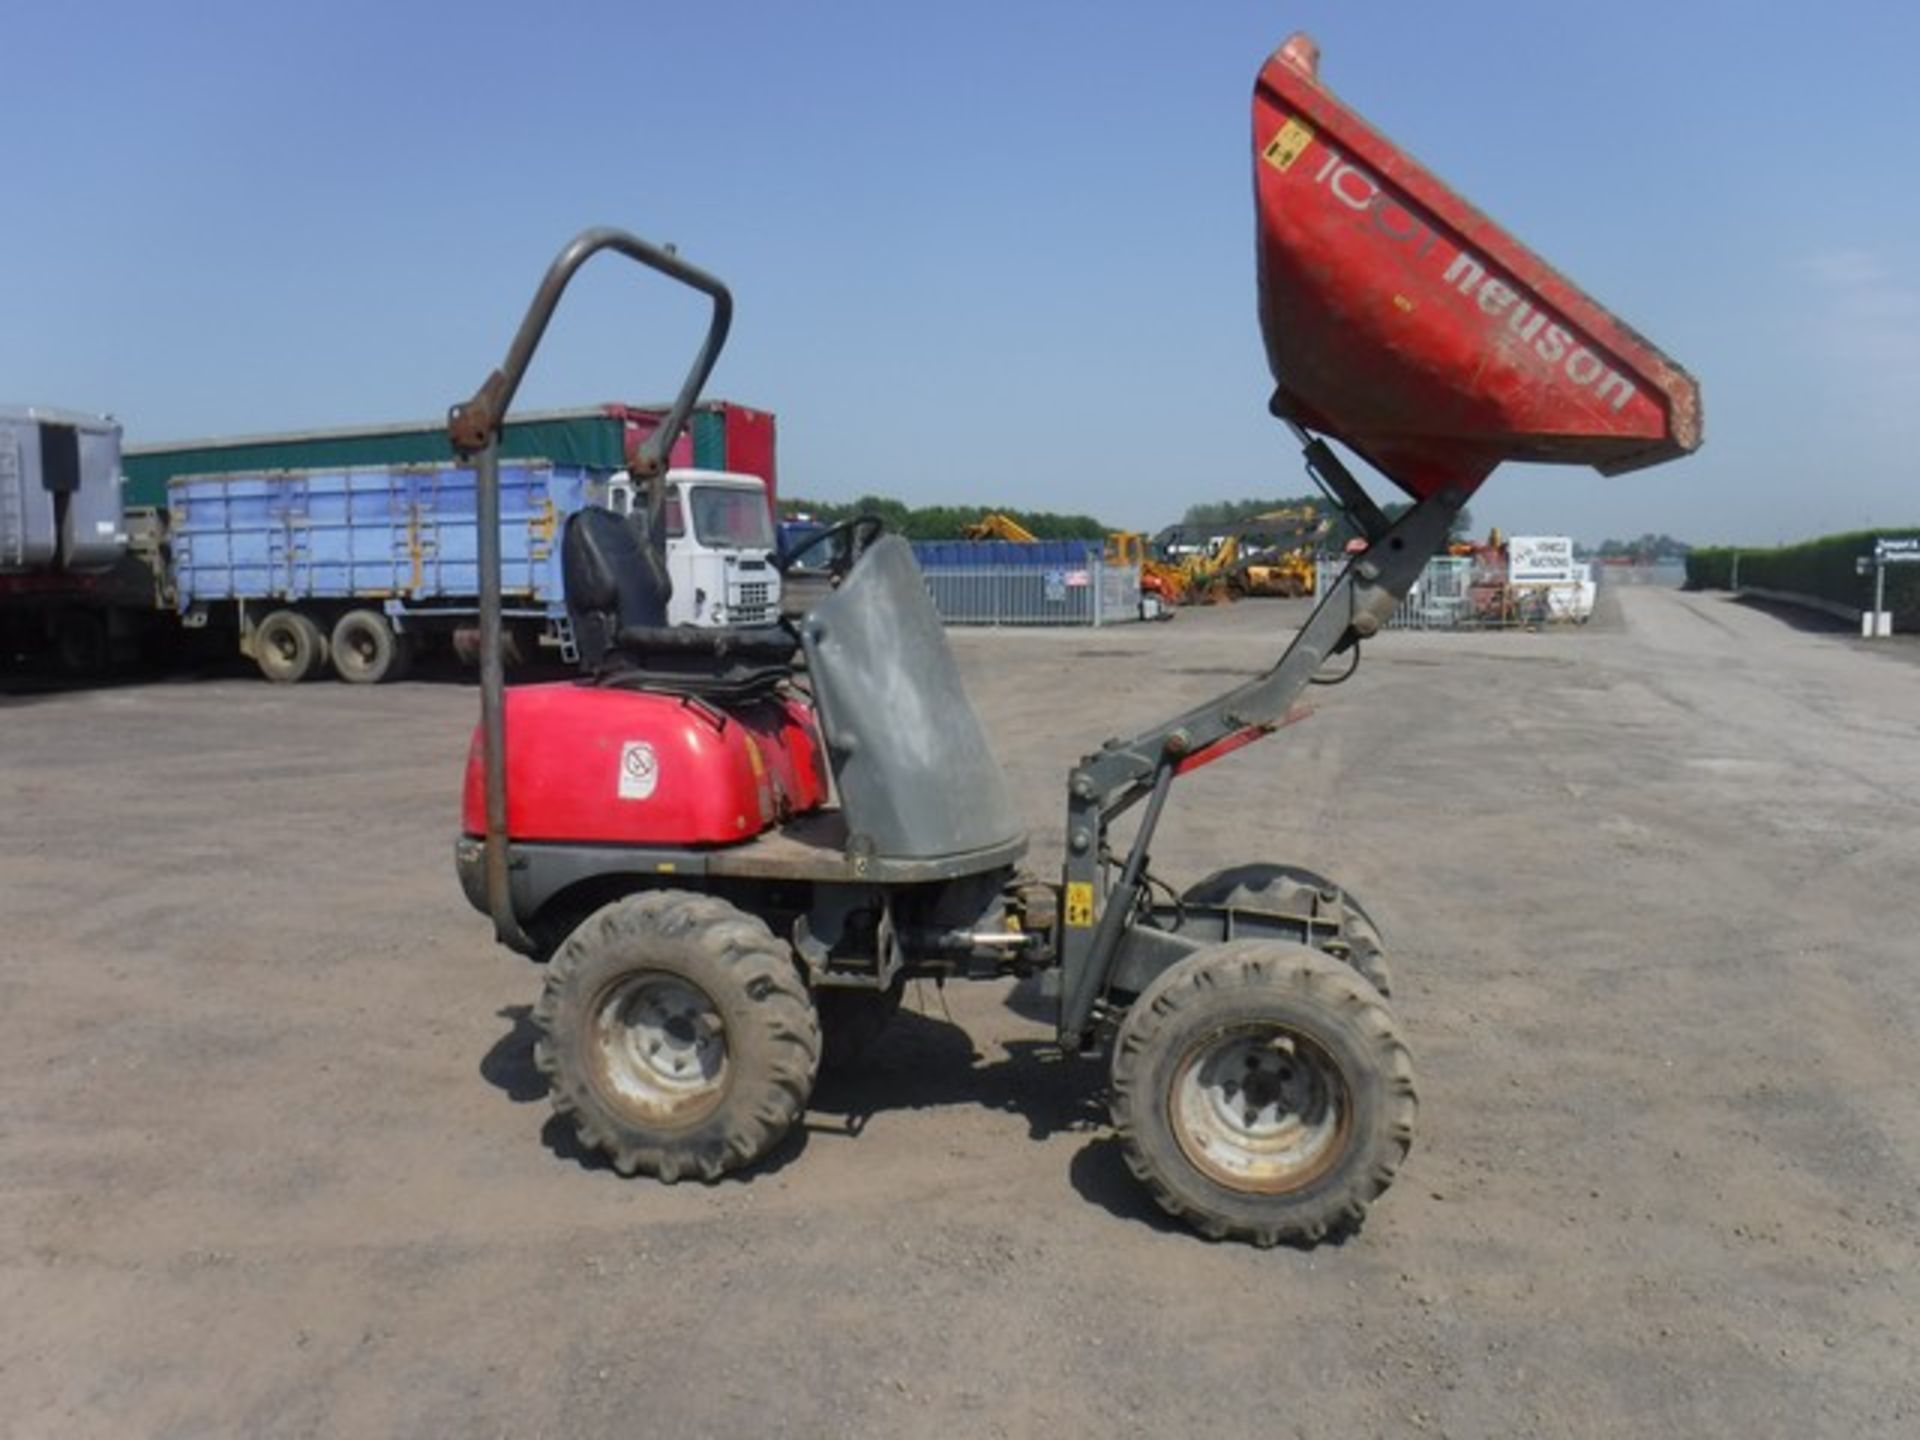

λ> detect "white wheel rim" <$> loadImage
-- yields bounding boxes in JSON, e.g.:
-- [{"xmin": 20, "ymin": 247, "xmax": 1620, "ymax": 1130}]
[
  {"xmin": 588, "ymin": 974, "xmax": 729, "ymax": 1127},
  {"xmin": 1169, "ymin": 1025, "xmax": 1350, "ymax": 1193}
]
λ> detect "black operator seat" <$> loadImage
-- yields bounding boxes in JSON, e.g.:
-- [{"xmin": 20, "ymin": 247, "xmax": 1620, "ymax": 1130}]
[
  {"xmin": 561, "ymin": 506, "xmax": 798, "ymax": 697},
  {"xmin": 800, "ymin": 535, "xmax": 1023, "ymax": 862}
]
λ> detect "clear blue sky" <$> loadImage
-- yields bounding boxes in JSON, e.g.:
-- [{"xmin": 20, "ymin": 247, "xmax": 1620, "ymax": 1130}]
[{"xmin": 5, "ymin": 1, "xmax": 1916, "ymax": 545}]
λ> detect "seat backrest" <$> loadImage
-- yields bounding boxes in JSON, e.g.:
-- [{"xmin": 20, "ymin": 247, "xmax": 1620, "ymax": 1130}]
[
  {"xmin": 800, "ymin": 535, "xmax": 1023, "ymax": 861},
  {"xmin": 562, "ymin": 506, "xmax": 670, "ymax": 669}
]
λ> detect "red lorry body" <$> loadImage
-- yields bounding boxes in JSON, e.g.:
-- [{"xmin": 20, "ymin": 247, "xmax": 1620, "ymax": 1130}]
[{"xmin": 611, "ymin": 402, "xmax": 777, "ymax": 513}]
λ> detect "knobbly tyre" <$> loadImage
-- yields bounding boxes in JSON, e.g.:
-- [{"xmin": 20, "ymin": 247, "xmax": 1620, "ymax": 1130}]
[{"xmin": 453, "ymin": 32, "xmax": 1699, "ymax": 1246}]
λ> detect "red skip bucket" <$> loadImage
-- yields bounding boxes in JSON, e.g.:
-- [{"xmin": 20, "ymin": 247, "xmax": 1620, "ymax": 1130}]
[{"xmin": 1254, "ymin": 33, "xmax": 1702, "ymax": 501}]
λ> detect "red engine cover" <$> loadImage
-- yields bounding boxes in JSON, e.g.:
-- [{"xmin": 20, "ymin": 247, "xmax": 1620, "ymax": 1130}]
[{"xmin": 461, "ymin": 683, "xmax": 828, "ymax": 846}]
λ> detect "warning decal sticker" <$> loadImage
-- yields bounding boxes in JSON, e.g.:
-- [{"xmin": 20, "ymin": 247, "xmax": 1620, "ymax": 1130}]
[
  {"xmin": 617, "ymin": 741, "xmax": 659, "ymax": 801},
  {"xmin": 1262, "ymin": 117, "xmax": 1315, "ymax": 172}
]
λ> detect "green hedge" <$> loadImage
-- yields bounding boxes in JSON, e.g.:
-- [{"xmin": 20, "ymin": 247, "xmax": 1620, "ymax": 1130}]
[
  {"xmin": 1684, "ymin": 548, "xmax": 1736, "ymax": 590},
  {"xmin": 1685, "ymin": 528, "xmax": 1920, "ymax": 626}
]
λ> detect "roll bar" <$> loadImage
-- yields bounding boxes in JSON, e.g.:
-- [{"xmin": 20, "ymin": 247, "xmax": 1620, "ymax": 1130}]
[{"xmin": 448, "ymin": 228, "xmax": 734, "ymax": 948}]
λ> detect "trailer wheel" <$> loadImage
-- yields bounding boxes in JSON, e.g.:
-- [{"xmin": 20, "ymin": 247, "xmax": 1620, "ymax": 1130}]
[
  {"xmin": 52, "ymin": 609, "xmax": 110, "ymax": 676},
  {"xmin": 1182, "ymin": 864, "xmax": 1390, "ymax": 997},
  {"xmin": 814, "ymin": 979, "xmax": 905, "ymax": 1073},
  {"xmin": 534, "ymin": 891, "xmax": 821, "ymax": 1182},
  {"xmin": 1110, "ymin": 941, "xmax": 1415, "ymax": 1247},
  {"xmin": 330, "ymin": 609, "xmax": 404, "ymax": 684},
  {"xmin": 450, "ymin": 623, "xmax": 529, "ymax": 670},
  {"xmin": 254, "ymin": 609, "xmax": 328, "ymax": 683}
]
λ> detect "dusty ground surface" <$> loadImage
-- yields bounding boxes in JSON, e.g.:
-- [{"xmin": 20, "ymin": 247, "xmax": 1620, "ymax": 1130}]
[{"xmin": 4, "ymin": 586, "xmax": 1918, "ymax": 1439}]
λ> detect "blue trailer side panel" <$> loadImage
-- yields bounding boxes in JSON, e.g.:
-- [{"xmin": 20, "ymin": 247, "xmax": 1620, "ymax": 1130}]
[
  {"xmin": 405, "ymin": 465, "xmax": 586, "ymax": 602},
  {"xmin": 909, "ymin": 539, "xmax": 1101, "ymax": 569},
  {"xmin": 169, "ymin": 463, "xmax": 587, "ymax": 612}
]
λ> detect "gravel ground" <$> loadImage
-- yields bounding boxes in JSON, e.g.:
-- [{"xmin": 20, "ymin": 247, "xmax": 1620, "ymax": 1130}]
[{"xmin": 3, "ymin": 585, "xmax": 1917, "ymax": 1439}]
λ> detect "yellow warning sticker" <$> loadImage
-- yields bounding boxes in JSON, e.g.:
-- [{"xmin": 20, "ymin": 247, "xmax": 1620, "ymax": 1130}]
[
  {"xmin": 1262, "ymin": 117, "xmax": 1315, "ymax": 172},
  {"xmin": 1065, "ymin": 882, "xmax": 1095, "ymax": 928}
]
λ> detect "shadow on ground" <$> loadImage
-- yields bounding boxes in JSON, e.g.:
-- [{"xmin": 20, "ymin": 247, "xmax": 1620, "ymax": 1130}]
[
  {"xmin": 480, "ymin": 1006, "xmax": 547, "ymax": 1103},
  {"xmin": 0, "ymin": 654, "xmax": 253, "ymax": 703},
  {"xmin": 809, "ymin": 1008, "xmax": 1106, "ymax": 1142},
  {"xmin": 0, "ymin": 650, "xmax": 582, "ymax": 702},
  {"xmin": 1065, "ymin": 1136, "xmax": 1186, "ymax": 1237},
  {"xmin": 1732, "ymin": 593, "xmax": 1858, "ymax": 635}
]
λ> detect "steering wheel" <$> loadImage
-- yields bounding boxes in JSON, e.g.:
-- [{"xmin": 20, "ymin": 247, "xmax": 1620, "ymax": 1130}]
[{"xmin": 776, "ymin": 515, "xmax": 886, "ymax": 581}]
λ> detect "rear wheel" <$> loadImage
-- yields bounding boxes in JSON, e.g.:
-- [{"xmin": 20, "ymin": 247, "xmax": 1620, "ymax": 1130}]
[
  {"xmin": 1110, "ymin": 941, "xmax": 1415, "ymax": 1247},
  {"xmin": 330, "ymin": 608, "xmax": 405, "ymax": 683},
  {"xmin": 1182, "ymin": 863, "xmax": 1390, "ymax": 997},
  {"xmin": 534, "ymin": 891, "xmax": 821, "ymax": 1181},
  {"xmin": 253, "ymin": 609, "xmax": 328, "ymax": 683}
]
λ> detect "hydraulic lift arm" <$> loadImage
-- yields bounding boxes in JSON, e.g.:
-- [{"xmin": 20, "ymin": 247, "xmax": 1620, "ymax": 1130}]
[{"xmin": 1056, "ymin": 471, "xmax": 1467, "ymax": 1045}]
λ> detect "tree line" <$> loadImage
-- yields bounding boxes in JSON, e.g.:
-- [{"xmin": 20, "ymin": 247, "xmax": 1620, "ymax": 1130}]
[
  {"xmin": 781, "ymin": 495, "xmax": 1108, "ymax": 541},
  {"xmin": 777, "ymin": 491, "xmax": 1501, "ymax": 546},
  {"xmin": 1180, "ymin": 494, "xmax": 1474, "ymax": 546},
  {"xmin": 1590, "ymin": 533, "xmax": 1691, "ymax": 562}
]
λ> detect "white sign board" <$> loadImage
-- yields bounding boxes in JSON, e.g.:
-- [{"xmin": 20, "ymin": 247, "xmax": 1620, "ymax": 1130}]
[
  {"xmin": 1507, "ymin": 535, "xmax": 1577, "ymax": 584},
  {"xmin": 1873, "ymin": 537, "xmax": 1920, "ymax": 564}
]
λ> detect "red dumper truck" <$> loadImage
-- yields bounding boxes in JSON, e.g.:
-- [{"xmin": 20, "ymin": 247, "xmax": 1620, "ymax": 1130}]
[{"xmin": 451, "ymin": 32, "xmax": 1700, "ymax": 1246}]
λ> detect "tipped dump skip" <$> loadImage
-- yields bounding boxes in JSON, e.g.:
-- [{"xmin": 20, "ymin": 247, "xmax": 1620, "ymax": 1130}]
[{"xmin": 1254, "ymin": 33, "xmax": 1701, "ymax": 500}]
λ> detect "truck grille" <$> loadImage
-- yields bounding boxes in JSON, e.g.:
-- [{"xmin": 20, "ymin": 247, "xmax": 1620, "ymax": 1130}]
[{"xmin": 732, "ymin": 581, "xmax": 772, "ymax": 624}]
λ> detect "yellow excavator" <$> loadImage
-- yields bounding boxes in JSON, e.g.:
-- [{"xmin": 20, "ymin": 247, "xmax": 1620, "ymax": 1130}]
[
  {"xmin": 1105, "ymin": 531, "xmax": 1193, "ymax": 607},
  {"xmin": 1223, "ymin": 506, "xmax": 1329, "ymax": 598},
  {"xmin": 1142, "ymin": 507, "xmax": 1328, "ymax": 603},
  {"xmin": 961, "ymin": 513, "xmax": 1039, "ymax": 543},
  {"xmin": 969, "ymin": 516, "xmax": 1198, "ymax": 611},
  {"xmin": 1178, "ymin": 534, "xmax": 1243, "ymax": 604}
]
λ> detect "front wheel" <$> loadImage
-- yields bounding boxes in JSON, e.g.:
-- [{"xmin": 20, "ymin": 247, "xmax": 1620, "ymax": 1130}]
[
  {"xmin": 1110, "ymin": 941, "xmax": 1415, "ymax": 1247},
  {"xmin": 534, "ymin": 891, "xmax": 821, "ymax": 1182}
]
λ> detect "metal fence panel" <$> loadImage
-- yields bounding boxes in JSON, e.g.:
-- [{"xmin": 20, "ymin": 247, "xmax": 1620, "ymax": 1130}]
[
  {"xmin": 1316, "ymin": 553, "xmax": 1596, "ymax": 630},
  {"xmin": 1100, "ymin": 561, "xmax": 1141, "ymax": 623},
  {"xmin": 920, "ymin": 558, "xmax": 1139, "ymax": 626},
  {"xmin": 1393, "ymin": 555, "xmax": 1473, "ymax": 629}
]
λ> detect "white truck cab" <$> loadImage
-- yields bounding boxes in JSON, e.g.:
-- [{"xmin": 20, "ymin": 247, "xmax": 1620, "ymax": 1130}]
[{"xmin": 602, "ymin": 468, "xmax": 781, "ymax": 628}]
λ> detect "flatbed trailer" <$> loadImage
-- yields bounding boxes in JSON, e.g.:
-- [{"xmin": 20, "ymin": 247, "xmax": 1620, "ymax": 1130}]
[
  {"xmin": 168, "ymin": 461, "xmax": 780, "ymax": 683},
  {"xmin": 3, "ymin": 401, "xmax": 780, "ymax": 679}
]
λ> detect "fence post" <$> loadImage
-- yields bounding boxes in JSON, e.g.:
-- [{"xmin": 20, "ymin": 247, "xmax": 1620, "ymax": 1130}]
[{"xmin": 1092, "ymin": 556, "xmax": 1104, "ymax": 628}]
